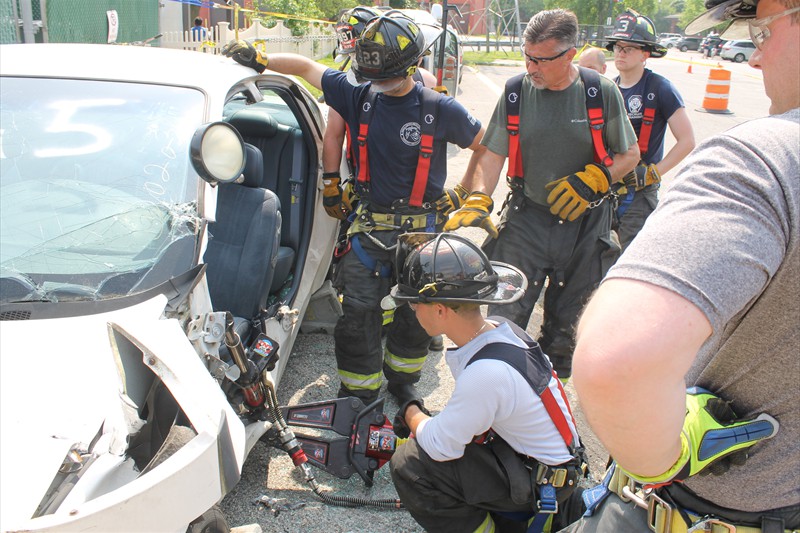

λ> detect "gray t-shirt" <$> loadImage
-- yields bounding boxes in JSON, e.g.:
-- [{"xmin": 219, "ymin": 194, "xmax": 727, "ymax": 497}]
[
  {"xmin": 482, "ymin": 71, "xmax": 637, "ymax": 206},
  {"xmin": 606, "ymin": 108, "xmax": 800, "ymax": 511}
]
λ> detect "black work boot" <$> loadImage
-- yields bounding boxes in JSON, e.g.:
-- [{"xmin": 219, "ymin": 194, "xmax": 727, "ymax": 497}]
[
  {"xmin": 387, "ymin": 382, "xmax": 419, "ymax": 404},
  {"xmin": 337, "ymin": 385, "xmax": 379, "ymax": 406},
  {"xmin": 428, "ymin": 335, "xmax": 445, "ymax": 352}
]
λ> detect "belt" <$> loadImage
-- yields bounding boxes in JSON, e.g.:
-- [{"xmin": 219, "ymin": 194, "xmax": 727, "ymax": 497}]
[
  {"xmin": 607, "ymin": 466, "xmax": 798, "ymax": 533},
  {"xmin": 347, "ymin": 204, "xmax": 442, "ymax": 235}
]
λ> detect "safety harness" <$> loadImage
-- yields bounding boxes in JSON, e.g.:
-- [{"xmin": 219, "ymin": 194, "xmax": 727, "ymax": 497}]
[
  {"xmin": 467, "ymin": 318, "xmax": 588, "ymax": 533},
  {"xmin": 339, "ymin": 85, "xmax": 448, "ymax": 277},
  {"xmin": 585, "ymin": 464, "xmax": 798, "ymax": 533},
  {"xmin": 505, "ymin": 67, "xmax": 613, "ymax": 193},
  {"xmin": 614, "ymin": 70, "xmax": 658, "ymax": 219}
]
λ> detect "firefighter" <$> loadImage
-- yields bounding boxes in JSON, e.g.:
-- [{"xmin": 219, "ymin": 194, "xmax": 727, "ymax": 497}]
[
  {"xmin": 444, "ymin": 9, "xmax": 639, "ymax": 381},
  {"xmin": 385, "ymin": 232, "xmax": 588, "ymax": 533},
  {"xmin": 605, "ymin": 12, "xmax": 696, "ymax": 250},
  {"xmin": 222, "ymin": 15, "xmax": 486, "ymax": 405}
]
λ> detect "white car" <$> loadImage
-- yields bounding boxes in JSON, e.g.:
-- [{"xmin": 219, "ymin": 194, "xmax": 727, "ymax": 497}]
[
  {"xmin": 658, "ymin": 36, "xmax": 682, "ymax": 48},
  {"xmin": 0, "ymin": 43, "xmax": 337, "ymax": 532},
  {"xmin": 720, "ymin": 39, "xmax": 757, "ymax": 62}
]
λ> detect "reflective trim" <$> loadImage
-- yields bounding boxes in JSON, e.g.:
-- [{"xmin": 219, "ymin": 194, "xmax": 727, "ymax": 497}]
[
  {"xmin": 337, "ymin": 369, "xmax": 383, "ymax": 391},
  {"xmin": 384, "ymin": 349, "xmax": 426, "ymax": 373},
  {"xmin": 473, "ymin": 513, "xmax": 495, "ymax": 533}
]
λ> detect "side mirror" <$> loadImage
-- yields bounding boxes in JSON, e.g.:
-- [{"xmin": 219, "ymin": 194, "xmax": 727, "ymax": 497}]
[{"xmin": 190, "ymin": 122, "xmax": 245, "ymax": 186}]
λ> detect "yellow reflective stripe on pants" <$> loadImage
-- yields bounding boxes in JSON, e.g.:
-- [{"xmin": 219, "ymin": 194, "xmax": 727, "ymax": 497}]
[
  {"xmin": 337, "ymin": 369, "xmax": 382, "ymax": 391},
  {"xmin": 384, "ymin": 347, "xmax": 426, "ymax": 374},
  {"xmin": 473, "ymin": 513, "xmax": 495, "ymax": 533}
]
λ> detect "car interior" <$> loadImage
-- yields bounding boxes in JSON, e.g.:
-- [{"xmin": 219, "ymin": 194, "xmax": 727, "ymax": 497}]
[{"xmin": 204, "ymin": 86, "xmax": 318, "ymax": 341}]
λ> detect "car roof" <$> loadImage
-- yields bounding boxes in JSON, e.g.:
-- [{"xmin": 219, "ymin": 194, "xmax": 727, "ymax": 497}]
[{"xmin": 0, "ymin": 44, "xmax": 275, "ymax": 106}]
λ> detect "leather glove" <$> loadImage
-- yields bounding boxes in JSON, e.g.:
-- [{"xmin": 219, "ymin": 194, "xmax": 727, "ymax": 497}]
[
  {"xmin": 393, "ymin": 398, "xmax": 431, "ymax": 439},
  {"xmin": 342, "ymin": 179, "xmax": 359, "ymax": 216},
  {"xmin": 625, "ymin": 386, "xmax": 779, "ymax": 487},
  {"xmin": 434, "ymin": 183, "xmax": 470, "ymax": 216},
  {"xmin": 322, "ymin": 172, "xmax": 346, "ymax": 220},
  {"xmin": 443, "ymin": 192, "xmax": 499, "ymax": 238},
  {"xmin": 622, "ymin": 163, "xmax": 661, "ymax": 191},
  {"xmin": 221, "ymin": 40, "xmax": 269, "ymax": 73},
  {"xmin": 432, "ymin": 85, "xmax": 449, "ymax": 95},
  {"xmin": 545, "ymin": 163, "xmax": 611, "ymax": 222}
]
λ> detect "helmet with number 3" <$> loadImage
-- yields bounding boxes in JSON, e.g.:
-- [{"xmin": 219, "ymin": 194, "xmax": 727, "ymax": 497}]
[
  {"xmin": 605, "ymin": 11, "xmax": 667, "ymax": 58},
  {"xmin": 335, "ymin": 6, "xmax": 380, "ymax": 62},
  {"xmin": 351, "ymin": 14, "xmax": 430, "ymax": 81}
]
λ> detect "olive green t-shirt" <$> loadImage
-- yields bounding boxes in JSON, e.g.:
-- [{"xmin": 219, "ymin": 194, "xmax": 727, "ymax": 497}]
[{"xmin": 482, "ymin": 71, "xmax": 637, "ymax": 206}]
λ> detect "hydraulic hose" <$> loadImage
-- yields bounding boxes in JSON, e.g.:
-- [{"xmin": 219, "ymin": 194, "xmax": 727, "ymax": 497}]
[{"xmin": 260, "ymin": 372, "xmax": 404, "ymax": 510}]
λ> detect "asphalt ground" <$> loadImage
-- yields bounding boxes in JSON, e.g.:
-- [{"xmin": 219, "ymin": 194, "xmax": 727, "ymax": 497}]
[{"xmin": 221, "ymin": 51, "xmax": 771, "ymax": 532}]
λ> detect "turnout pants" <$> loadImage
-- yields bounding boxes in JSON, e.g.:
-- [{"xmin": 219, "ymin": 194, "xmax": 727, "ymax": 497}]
[
  {"xmin": 333, "ymin": 228, "xmax": 430, "ymax": 402},
  {"xmin": 393, "ymin": 438, "xmax": 550, "ymax": 533},
  {"xmin": 486, "ymin": 200, "xmax": 619, "ymax": 379},
  {"xmin": 616, "ymin": 186, "xmax": 659, "ymax": 251}
]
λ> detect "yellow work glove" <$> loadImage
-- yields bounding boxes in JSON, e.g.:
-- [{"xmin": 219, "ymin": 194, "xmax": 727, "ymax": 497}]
[
  {"xmin": 432, "ymin": 85, "xmax": 449, "ymax": 95},
  {"xmin": 322, "ymin": 172, "xmax": 347, "ymax": 220},
  {"xmin": 221, "ymin": 40, "xmax": 269, "ymax": 73},
  {"xmin": 545, "ymin": 163, "xmax": 611, "ymax": 222},
  {"xmin": 622, "ymin": 163, "xmax": 661, "ymax": 191},
  {"xmin": 434, "ymin": 183, "xmax": 470, "ymax": 216},
  {"xmin": 342, "ymin": 180, "xmax": 359, "ymax": 216},
  {"xmin": 443, "ymin": 192, "xmax": 499, "ymax": 238},
  {"xmin": 624, "ymin": 387, "xmax": 779, "ymax": 488}
]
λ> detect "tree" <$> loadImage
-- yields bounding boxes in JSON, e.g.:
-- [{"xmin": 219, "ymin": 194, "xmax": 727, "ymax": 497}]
[
  {"xmin": 254, "ymin": 0, "xmax": 324, "ymax": 36},
  {"xmin": 315, "ymin": 0, "xmax": 359, "ymax": 21}
]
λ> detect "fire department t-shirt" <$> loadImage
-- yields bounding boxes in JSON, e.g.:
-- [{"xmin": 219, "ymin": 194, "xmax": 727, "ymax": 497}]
[
  {"xmin": 617, "ymin": 69, "xmax": 684, "ymax": 165},
  {"xmin": 322, "ymin": 69, "xmax": 481, "ymax": 209}
]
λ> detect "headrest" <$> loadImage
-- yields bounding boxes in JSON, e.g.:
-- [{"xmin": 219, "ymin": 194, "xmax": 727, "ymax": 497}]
[
  {"xmin": 241, "ymin": 143, "xmax": 264, "ymax": 188},
  {"xmin": 226, "ymin": 107, "xmax": 279, "ymax": 138}
]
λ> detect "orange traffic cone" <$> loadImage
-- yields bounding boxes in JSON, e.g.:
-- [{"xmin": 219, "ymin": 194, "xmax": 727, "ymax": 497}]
[
  {"xmin": 698, "ymin": 67, "xmax": 733, "ymax": 114},
  {"xmin": 687, "ymin": 59, "xmax": 693, "ymax": 74}
]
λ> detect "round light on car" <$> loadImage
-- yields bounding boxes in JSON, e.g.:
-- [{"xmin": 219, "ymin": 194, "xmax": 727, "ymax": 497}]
[{"xmin": 190, "ymin": 122, "xmax": 245, "ymax": 185}]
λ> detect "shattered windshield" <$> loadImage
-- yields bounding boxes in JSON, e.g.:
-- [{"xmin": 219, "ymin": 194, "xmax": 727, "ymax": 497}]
[{"xmin": 0, "ymin": 77, "xmax": 205, "ymax": 303}]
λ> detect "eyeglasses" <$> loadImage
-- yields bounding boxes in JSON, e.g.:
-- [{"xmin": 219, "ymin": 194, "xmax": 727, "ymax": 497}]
[
  {"xmin": 521, "ymin": 46, "xmax": 573, "ymax": 65},
  {"xmin": 613, "ymin": 44, "xmax": 644, "ymax": 55},
  {"xmin": 748, "ymin": 7, "xmax": 800, "ymax": 49}
]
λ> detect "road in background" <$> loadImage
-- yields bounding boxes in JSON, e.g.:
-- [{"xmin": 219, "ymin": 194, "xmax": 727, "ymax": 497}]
[{"xmin": 221, "ymin": 52, "xmax": 771, "ymax": 532}]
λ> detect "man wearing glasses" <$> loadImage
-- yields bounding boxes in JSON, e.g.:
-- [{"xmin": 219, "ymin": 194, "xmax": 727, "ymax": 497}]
[
  {"xmin": 445, "ymin": 9, "xmax": 639, "ymax": 382},
  {"xmin": 605, "ymin": 12, "xmax": 696, "ymax": 251},
  {"xmin": 561, "ymin": 0, "xmax": 799, "ymax": 531}
]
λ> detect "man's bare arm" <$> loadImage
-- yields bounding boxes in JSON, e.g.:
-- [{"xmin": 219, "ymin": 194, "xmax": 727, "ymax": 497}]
[{"xmin": 572, "ymin": 279, "xmax": 712, "ymax": 477}]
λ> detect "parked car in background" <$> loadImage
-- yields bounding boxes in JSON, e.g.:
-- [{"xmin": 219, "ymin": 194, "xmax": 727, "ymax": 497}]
[
  {"xmin": 721, "ymin": 39, "xmax": 757, "ymax": 62},
  {"xmin": 659, "ymin": 36, "xmax": 682, "ymax": 48},
  {"xmin": 659, "ymin": 32, "xmax": 682, "ymax": 41},
  {"xmin": 676, "ymin": 36, "xmax": 703, "ymax": 52},
  {"xmin": 0, "ymin": 43, "xmax": 337, "ymax": 533}
]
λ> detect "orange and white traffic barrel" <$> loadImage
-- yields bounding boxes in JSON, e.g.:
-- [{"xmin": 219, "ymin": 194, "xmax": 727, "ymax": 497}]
[{"xmin": 698, "ymin": 68, "xmax": 733, "ymax": 114}]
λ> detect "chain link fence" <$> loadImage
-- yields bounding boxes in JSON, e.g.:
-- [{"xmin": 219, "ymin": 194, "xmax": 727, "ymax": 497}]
[{"xmin": 1, "ymin": 0, "xmax": 157, "ymax": 44}]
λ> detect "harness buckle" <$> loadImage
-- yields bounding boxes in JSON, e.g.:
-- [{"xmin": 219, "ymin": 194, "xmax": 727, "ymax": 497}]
[
  {"xmin": 537, "ymin": 484, "xmax": 558, "ymax": 514},
  {"xmin": 647, "ymin": 492, "xmax": 673, "ymax": 533},
  {"xmin": 687, "ymin": 518, "xmax": 737, "ymax": 533}
]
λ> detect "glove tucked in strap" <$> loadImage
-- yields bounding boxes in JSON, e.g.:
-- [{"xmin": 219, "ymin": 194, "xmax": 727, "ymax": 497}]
[
  {"xmin": 443, "ymin": 191, "xmax": 499, "ymax": 238},
  {"xmin": 624, "ymin": 387, "xmax": 779, "ymax": 487},
  {"xmin": 545, "ymin": 163, "xmax": 611, "ymax": 222},
  {"xmin": 221, "ymin": 40, "xmax": 270, "ymax": 73},
  {"xmin": 623, "ymin": 163, "xmax": 661, "ymax": 191},
  {"xmin": 392, "ymin": 398, "xmax": 431, "ymax": 439}
]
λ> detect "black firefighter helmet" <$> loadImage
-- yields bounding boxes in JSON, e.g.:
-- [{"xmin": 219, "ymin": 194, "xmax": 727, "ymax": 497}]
[
  {"xmin": 605, "ymin": 11, "xmax": 668, "ymax": 58},
  {"xmin": 350, "ymin": 14, "xmax": 431, "ymax": 81},
  {"xmin": 335, "ymin": 5, "xmax": 380, "ymax": 61},
  {"xmin": 381, "ymin": 233, "xmax": 527, "ymax": 309}
]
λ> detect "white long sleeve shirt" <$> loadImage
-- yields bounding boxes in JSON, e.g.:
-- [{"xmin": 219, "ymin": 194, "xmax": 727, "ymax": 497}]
[{"xmin": 415, "ymin": 321, "xmax": 578, "ymax": 465}]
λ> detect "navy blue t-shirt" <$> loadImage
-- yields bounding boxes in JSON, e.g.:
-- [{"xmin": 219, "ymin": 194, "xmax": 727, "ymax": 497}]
[
  {"xmin": 321, "ymin": 69, "xmax": 481, "ymax": 208},
  {"xmin": 617, "ymin": 69, "xmax": 684, "ymax": 165}
]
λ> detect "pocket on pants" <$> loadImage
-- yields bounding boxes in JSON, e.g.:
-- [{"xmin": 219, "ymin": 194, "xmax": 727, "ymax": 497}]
[{"xmin": 599, "ymin": 230, "xmax": 621, "ymax": 276}]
